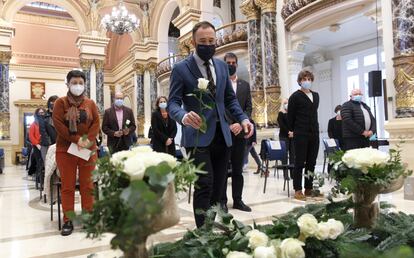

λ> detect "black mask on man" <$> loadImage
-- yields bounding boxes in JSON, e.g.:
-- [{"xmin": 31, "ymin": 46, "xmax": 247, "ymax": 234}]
[
  {"xmin": 228, "ymin": 64, "xmax": 237, "ymax": 76},
  {"xmin": 196, "ymin": 44, "xmax": 216, "ymax": 61}
]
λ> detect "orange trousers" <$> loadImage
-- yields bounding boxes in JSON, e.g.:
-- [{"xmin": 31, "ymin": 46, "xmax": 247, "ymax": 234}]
[{"xmin": 56, "ymin": 152, "xmax": 97, "ymax": 222}]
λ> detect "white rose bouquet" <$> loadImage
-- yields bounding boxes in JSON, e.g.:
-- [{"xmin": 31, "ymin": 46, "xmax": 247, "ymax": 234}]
[{"xmin": 329, "ymin": 147, "xmax": 412, "ymax": 194}]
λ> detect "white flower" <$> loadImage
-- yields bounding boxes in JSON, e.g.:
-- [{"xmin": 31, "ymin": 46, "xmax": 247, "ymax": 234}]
[
  {"xmin": 111, "ymin": 150, "xmax": 136, "ymax": 165},
  {"xmin": 123, "ymin": 155, "xmax": 146, "ymax": 180},
  {"xmin": 279, "ymin": 238, "xmax": 305, "ymax": 258},
  {"xmin": 126, "ymin": 119, "xmax": 131, "ymax": 125},
  {"xmin": 226, "ymin": 251, "xmax": 253, "ymax": 258},
  {"xmin": 326, "ymin": 219, "xmax": 344, "ymax": 240},
  {"xmin": 246, "ymin": 229, "xmax": 269, "ymax": 249},
  {"xmin": 297, "ymin": 213, "xmax": 318, "ymax": 237},
  {"xmin": 342, "ymin": 148, "xmax": 389, "ymax": 174},
  {"xmin": 253, "ymin": 246, "xmax": 277, "ymax": 258},
  {"xmin": 130, "ymin": 146, "xmax": 153, "ymax": 153},
  {"xmin": 315, "ymin": 222, "xmax": 330, "ymax": 240},
  {"xmin": 198, "ymin": 78, "xmax": 210, "ymax": 90}
]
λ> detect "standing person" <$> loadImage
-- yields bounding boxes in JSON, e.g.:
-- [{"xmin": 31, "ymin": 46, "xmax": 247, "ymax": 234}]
[
  {"xmin": 327, "ymin": 105, "xmax": 344, "ymax": 149},
  {"xmin": 277, "ymin": 98, "xmax": 295, "ymax": 169},
  {"xmin": 151, "ymin": 96, "xmax": 177, "ymax": 156},
  {"xmin": 168, "ymin": 21, "xmax": 254, "ymax": 228},
  {"xmin": 39, "ymin": 95, "xmax": 58, "ymax": 161},
  {"xmin": 341, "ymin": 89, "xmax": 376, "ymax": 151},
  {"xmin": 52, "ymin": 70, "xmax": 100, "ymax": 236},
  {"xmin": 102, "ymin": 92, "xmax": 137, "ymax": 153},
  {"xmin": 29, "ymin": 108, "xmax": 46, "ymax": 185},
  {"xmin": 221, "ymin": 52, "xmax": 252, "ymax": 213},
  {"xmin": 288, "ymin": 70, "xmax": 320, "ymax": 201},
  {"xmin": 244, "ymin": 119, "xmax": 263, "ymax": 174}
]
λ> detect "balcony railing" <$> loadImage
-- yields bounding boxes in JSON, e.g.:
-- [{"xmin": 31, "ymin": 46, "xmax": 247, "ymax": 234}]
[
  {"xmin": 156, "ymin": 21, "xmax": 248, "ymax": 78},
  {"xmin": 215, "ymin": 21, "xmax": 248, "ymax": 48},
  {"xmin": 156, "ymin": 54, "xmax": 186, "ymax": 78}
]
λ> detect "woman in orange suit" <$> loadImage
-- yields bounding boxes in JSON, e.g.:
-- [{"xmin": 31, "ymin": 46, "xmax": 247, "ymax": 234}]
[{"xmin": 52, "ymin": 70, "xmax": 100, "ymax": 236}]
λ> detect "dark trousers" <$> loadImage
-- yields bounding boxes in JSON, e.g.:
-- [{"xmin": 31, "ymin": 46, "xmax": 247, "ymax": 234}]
[
  {"xmin": 293, "ymin": 134, "xmax": 319, "ymax": 191},
  {"xmin": 279, "ymin": 137, "xmax": 295, "ymax": 165},
  {"xmin": 186, "ymin": 125, "xmax": 231, "ymax": 228},
  {"xmin": 244, "ymin": 144, "xmax": 262, "ymax": 167},
  {"xmin": 222, "ymin": 135, "xmax": 247, "ymax": 204},
  {"xmin": 109, "ymin": 138, "xmax": 129, "ymax": 154},
  {"xmin": 343, "ymin": 137, "xmax": 370, "ymax": 151}
]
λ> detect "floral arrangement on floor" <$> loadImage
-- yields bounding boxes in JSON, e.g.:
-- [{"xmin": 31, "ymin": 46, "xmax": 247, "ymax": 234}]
[
  {"xmin": 77, "ymin": 146, "xmax": 202, "ymax": 258},
  {"xmin": 329, "ymin": 147, "xmax": 412, "ymax": 228},
  {"xmin": 151, "ymin": 198, "xmax": 414, "ymax": 258}
]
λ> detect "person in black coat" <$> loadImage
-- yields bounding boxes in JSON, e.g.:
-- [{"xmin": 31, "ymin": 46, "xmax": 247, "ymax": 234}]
[
  {"xmin": 221, "ymin": 52, "xmax": 253, "ymax": 213},
  {"xmin": 244, "ymin": 119, "xmax": 262, "ymax": 174},
  {"xmin": 277, "ymin": 98, "xmax": 295, "ymax": 169},
  {"xmin": 327, "ymin": 105, "xmax": 344, "ymax": 149},
  {"xmin": 288, "ymin": 70, "xmax": 320, "ymax": 201},
  {"xmin": 341, "ymin": 88, "xmax": 376, "ymax": 151},
  {"xmin": 38, "ymin": 95, "xmax": 58, "ymax": 162},
  {"xmin": 151, "ymin": 96, "xmax": 177, "ymax": 155}
]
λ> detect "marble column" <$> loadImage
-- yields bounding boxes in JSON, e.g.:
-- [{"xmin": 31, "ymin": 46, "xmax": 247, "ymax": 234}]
[
  {"xmin": 255, "ymin": 0, "xmax": 280, "ymax": 126},
  {"xmin": 240, "ymin": 0, "xmax": 265, "ymax": 126},
  {"xmin": 95, "ymin": 60, "xmax": 105, "ymax": 114},
  {"xmin": 134, "ymin": 63, "xmax": 145, "ymax": 136},
  {"xmin": 146, "ymin": 62, "xmax": 158, "ymax": 112},
  {"xmin": 391, "ymin": 0, "xmax": 414, "ymax": 118},
  {"xmin": 0, "ymin": 51, "xmax": 11, "ymax": 140},
  {"xmin": 80, "ymin": 59, "xmax": 93, "ymax": 98}
]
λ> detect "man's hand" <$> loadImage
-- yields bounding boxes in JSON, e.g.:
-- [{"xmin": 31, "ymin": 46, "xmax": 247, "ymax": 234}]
[
  {"xmin": 229, "ymin": 123, "xmax": 242, "ymax": 135},
  {"xmin": 36, "ymin": 144, "xmax": 41, "ymax": 150},
  {"xmin": 362, "ymin": 130, "xmax": 370, "ymax": 137},
  {"xmin": 114, "ymin": 131, "xmax": 123, "ymax": 137},
  {"xmin": 166, "ymin": 138, "xmax": 173, "ymax": 146},
  {"xmin": 77, "ymin": 138, "xmax": 90, "ymax": 149},
  {"xmin": 183, "ymin": 111, "xmax": 202, "ymax": 129},
  {"xmin": 288, "ymin": 131, "xmax": 294, "ymax": 138},
  {"xmin": 367, "ymin": 130, "xmax": 373, "ymax": 137},
  {"xmin": 241, "ymin": 120, "xmax": 254, "ymax": 139},
  {"xmin": 123, "ymin": 128, "xmax": 130, "ymax": 136}
]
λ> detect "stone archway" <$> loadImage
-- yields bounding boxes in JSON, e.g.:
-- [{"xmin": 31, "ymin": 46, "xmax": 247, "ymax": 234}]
[
  {"xmin": 155, "ymin": 0, "xmax": 180, "ymax": 59},
  {"xmin": 2, "ymin": 0, "xmax": 89, "ymax": 33}
]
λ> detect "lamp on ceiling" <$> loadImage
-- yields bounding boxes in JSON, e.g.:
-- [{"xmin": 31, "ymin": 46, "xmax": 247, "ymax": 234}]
[{"xmin": 101, "ymin": 0, "xmax": 139, "ymax": 35}]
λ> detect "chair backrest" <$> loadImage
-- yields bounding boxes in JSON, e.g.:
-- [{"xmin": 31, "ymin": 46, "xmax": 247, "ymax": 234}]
[
  {"xmin": 260, "ymin": 139, "xmax": 287, "ymax": 161},
  {"xmin": 323, "ymin": 138, "xmax": 340, "ymax": 153},
  {"xmin": 22, "ymin": 147, "xmax": 29, "ymax": 157}
]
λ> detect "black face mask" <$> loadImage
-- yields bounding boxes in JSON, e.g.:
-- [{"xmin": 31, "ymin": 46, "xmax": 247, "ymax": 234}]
[
  {"xmin": 196, "ymin": 44, "xmax": 216, "ymax": 62},
  {"xmin": 228, "ymin": 64, "xmax": 237, "ymax": 76}
]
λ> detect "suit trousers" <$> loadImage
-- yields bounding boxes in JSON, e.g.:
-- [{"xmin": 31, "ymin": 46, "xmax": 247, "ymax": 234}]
[
  {"xmin": 56, "ymin": 152, "xmax": 96, "ymax": 222},
  {"xmin": 293, "ymin": 134, "xmax": 319, "ymax": 191},
  {"xmin": 222, "ymin": 135, "xmax": 247, "ymax": 204},
  {"xmin": 186, "ymin": 124, "xmax": 231, "ymax": 228},
  {"xmin": 343, "ymin": 137, "xmax": 370, "ymax": 151},
  {"xmin": 110, "ymin": 137, "xmax": 130, "ymax": 154}
]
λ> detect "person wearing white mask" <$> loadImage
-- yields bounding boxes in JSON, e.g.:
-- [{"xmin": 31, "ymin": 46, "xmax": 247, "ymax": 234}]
[
  {"xmin": 52, "ymin": 70, "xmax": 100, "ymax": 236},
  {"xmin": 102, "ymin": 91, "xmax": 137, "ymax": 153},
  {"xmin": 287, "ymin": 70, "xmax": 320, "ymax": 201},
  {"xmin": 327, "ymin": 105, "xmax": 344, "ymax": 149},
  {"xmin": 341, "ymin": 88, "xmax": 376, "ymax": 151},
  {"xmin": 150, "ymin": 96, "xmax": 177, "ymax": 155}
]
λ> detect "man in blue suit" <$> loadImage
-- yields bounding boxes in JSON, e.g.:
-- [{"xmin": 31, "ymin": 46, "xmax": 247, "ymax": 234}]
[{"xmin": 168, "ymin": 21, "xmax": 254, "ymax": 228}]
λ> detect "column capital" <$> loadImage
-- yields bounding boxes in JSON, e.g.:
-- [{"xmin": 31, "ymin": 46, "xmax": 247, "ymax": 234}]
[
  {"xmin": 79, "ymin": 58, "xmax": 95, "ymax": 69},
  {"xmin": 133, "ymin": 62, "xmax": 146, "ymax": 75},
  {"xmin": 0, "ymin": 50, "xmax": 11, "ymax": 64},
  {"xmin": 254, "ymin": 0, "xmax": 276, "ymax": 13},
  {"xmin": 94, "ymin": 59, "xmax": 105, "ymax": 70},
  {"xmin": 240, "ymin": 0, "xmax": 261, "ymax": 20},
  {"xmin": 145, "ymin": 62, "xmax": 157, "ymax": 73}
]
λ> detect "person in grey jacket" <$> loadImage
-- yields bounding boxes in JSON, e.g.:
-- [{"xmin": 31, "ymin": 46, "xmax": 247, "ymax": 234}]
[{"xmin": 341, "ymin": 88, "xmax": 376, "ymax": 151}]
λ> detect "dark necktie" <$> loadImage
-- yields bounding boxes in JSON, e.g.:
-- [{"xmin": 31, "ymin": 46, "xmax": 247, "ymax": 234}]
[{"xmin": 203, "ymin": 61, "xmax": 216, "ymax": 97}]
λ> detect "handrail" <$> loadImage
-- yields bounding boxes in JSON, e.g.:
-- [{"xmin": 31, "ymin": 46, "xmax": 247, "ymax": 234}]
[
  {"xmin": 215, "ymin": 20, "xmax": 247, "ymax": 32},
  {"xmin": 157, "ymin": 54, "xmax": 186, "ymax": 66}
]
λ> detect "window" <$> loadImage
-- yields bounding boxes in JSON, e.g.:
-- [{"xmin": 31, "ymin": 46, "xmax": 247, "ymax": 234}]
[
  {"xmin": 364, "ymin": 54, "xmax": 377, "ymax": 66},
  {"xmin": 347, "ymin": 75, "xmax": 359, "ymax": 96},
  {"xmin": 346, "ymin": 58, "xmax": 358, "ymax": 70}
]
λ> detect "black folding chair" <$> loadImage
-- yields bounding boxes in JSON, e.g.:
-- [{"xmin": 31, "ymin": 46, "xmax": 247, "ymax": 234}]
[{"xmin": 322, "ymin": 139, "xmax": 340, "ymax": 174}]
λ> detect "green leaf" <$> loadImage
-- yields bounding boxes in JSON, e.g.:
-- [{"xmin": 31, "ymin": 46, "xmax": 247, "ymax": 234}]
[{"xmin": 145, "ymin": 162, "xmax": 175, "ymax": 190}]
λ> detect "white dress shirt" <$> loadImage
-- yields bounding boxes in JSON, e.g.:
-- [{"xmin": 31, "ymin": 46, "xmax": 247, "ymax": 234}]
[
  {"xmin": 193, "ymin": 52, "xmax": 216, "ymax": 84},
  {"xmin": 231, "ymin": 76, "xmax": 238, "ymax": 93},
  {"xmin": 360, "ymin": 104, "xmax": 371, "ymax": 130}
]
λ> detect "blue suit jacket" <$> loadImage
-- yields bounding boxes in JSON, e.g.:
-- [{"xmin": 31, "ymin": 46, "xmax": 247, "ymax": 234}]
[{"xmin": 168, "ymin": 54, "xmax": 248, "ymax": 148}]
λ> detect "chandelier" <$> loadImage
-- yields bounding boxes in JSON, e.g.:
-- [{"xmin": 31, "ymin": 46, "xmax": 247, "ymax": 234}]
[{"xmin": 101, "ymin": 0, "xmax": 139, "ymax": 35}]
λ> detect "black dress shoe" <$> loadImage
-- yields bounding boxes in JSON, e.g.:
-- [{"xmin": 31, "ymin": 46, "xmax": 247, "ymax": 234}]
[
  {"xmin": 61, "ymin": 221, "xmax": 74, "ymax": 236},
  {"xmin": 233, "ymin": 201, "xmax": 252, "ymax": 212},
  {"xmin": 220, "ymin": 203, "xmax": 229, "ymax": 213}
]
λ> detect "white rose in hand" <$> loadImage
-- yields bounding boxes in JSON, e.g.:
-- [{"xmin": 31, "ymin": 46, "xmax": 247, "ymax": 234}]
[
  {"xmin": 226, "ymin": 251, "xmax": 253, "ymax": 258},
  {"xmin": 279, "ymin": 238, "xmax": 305, "ymax": 258},
  {"xmin": 198, "ymin": 78, "xmax": 210, "ymax": 91},
  {"xmin": 246, "ymin": 229, "xmax": 269, "ymax": 249},
  {"xmin": 253, "ymin": 246, "xmax": 277, "ymax": 258},
  {"xmin": 297, "ymin": 213, "xmax": 318, "ymax": 237}
]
